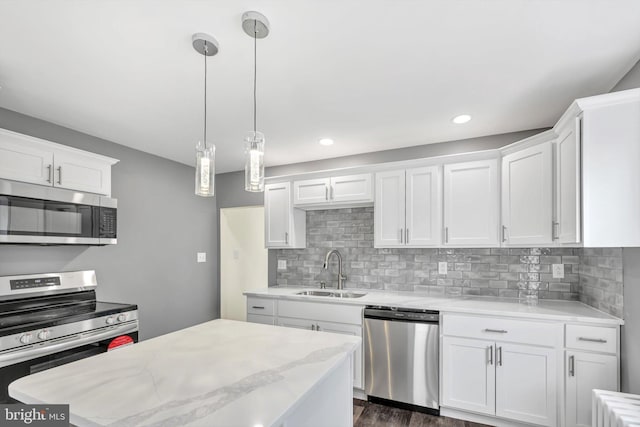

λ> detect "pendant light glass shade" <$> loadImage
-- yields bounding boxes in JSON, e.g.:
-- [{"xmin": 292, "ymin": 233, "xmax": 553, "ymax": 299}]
[
  {"xmin": 195, "ymin": 140, "xmax": 215, "ymax": 197},
  {"xmin": 244, "ymin": 131, "xmax": 265, "ymax": 192}
]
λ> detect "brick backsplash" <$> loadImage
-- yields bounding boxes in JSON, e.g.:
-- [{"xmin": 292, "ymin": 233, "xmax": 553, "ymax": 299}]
[
  {"xmin": 273, "ymin": 207, "xmax": 583, "ymax": 300},
  {"xmin": 578, "ymin": 248, "xmax": 624, "ymax": 318}
]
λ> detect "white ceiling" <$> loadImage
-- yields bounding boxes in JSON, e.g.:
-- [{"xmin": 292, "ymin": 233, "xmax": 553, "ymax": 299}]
[{"xmin": 0, "ymin": 1, "xmax": 639, "ymax": 173}]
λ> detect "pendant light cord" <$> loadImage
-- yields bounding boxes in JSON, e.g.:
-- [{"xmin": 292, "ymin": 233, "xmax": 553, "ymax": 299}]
[
  {"xmin": 203, "ymin": 41, "xmax": 208, "ymax": 148},
  {"xmin": 253, "ymin": 20, "xmax": 257, "ymax": 134}
]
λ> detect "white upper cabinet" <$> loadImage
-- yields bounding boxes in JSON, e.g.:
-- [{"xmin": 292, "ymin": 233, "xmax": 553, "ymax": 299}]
[
  {"xmin": 555, "ymin": 117, "xmax": 581, "ymax": 244},
  {"xmin": 293, "ymin": 173, "xmax": 372, "ymax": 207},
  {"xmin": 0, "ymin": 128, "xmax": 118, "ymax": 196},
  {"xmin": 374, "ymin": 166, "xmax": 441, "ymax": 248},
  {"xmin": 374, "ymin": 170, "xmax": 405, "ymax": 247},
  {"xmin": 444, "ymin": 159, "xmax": 499, "ymax": 246},
  {"xmin": 264, "ymin": 182, "xmax": 306, "ymax": 248},
  {"xmin": 501, "ymin": 141, "xmax": 553, "ymax": 245}
]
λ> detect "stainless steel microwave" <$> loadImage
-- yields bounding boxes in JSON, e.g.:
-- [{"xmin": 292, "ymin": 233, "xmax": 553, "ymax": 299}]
[{"xmin": 0, "ymin": 179, "xmax": 117, "ymax": 245}]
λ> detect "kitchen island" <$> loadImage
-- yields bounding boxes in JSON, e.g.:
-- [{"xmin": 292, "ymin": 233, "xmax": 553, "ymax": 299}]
[{"xmin": 9, "ymin": 319, "xmax": 360, "ymax": 427}]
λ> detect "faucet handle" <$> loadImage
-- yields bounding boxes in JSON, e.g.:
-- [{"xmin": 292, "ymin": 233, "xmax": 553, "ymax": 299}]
[{"xmin": 320, "ymin": 281, "xmax": 326, "ymax": 289}]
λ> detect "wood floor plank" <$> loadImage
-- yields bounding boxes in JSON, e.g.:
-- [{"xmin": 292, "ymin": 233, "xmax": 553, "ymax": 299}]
[{"xmin": 353, "ymin": 400, "xmax": 491, "ymax": 427}]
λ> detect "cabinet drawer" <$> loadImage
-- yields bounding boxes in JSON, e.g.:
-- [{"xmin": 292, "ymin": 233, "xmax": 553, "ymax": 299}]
[
  {"xmin": 247, "ymin": 314, "xmax": 275, "ymax": 325},
  {"xmin": 247, "ymin": 297, "xmax": 275, "ymax": 316},
  {"xmin": 566, "ymin": 324, "xmax": 617, "ymax": 354},
  {"xmin": 278, "ymin": 300, "xmax": 362, "ymax": 325},
  {"xmin": 443, "ymin": 314, "xmax": 561, "ymax": 347}
]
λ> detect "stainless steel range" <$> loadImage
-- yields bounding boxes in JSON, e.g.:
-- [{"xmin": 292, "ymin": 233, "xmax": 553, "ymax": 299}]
[{"xmin": 0, "ymin": 270, "xmax": 138, "ymax": 402}]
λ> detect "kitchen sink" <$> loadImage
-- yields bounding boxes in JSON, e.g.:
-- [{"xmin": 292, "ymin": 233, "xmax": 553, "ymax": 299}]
[{"xmin": 296, "ymin": 290, "xmax": 367, "ymax": 299}]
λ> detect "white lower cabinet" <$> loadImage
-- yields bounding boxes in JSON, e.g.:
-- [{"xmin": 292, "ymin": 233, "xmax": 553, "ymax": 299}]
[
  {"xmin": 442, "ymin": 337, "xmax": 495, "ymax": 415},
  {"xmin": 495, "ymin": 343, "xmax": 557, "ymax": 426},
  {"xmin": 565, "ymin": 352, "xmax": 617, "ymax": 427},
  {"xmin": 442, "ymin": 337, "xmax": 557, "ymax": 426},
  {"xmin": 247, "ymin": 313, "xmax": 275, "ymax": 325}
]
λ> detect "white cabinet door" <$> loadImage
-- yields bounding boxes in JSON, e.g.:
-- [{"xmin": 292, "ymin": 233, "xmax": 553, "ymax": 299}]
[
  {"xmin": 565, "ymin": 351, "xmax": 617, "ymax": 427},
  {"xmin": 53, "ymin": 151, "xmax": 111, "ymax": 195},
  {"xmin": 501, "ymin": 142, "xmax": 553, "ymax": 245},
  {"xmin": 316, "ymin": 320, "xmax": 363, "ymax": 390},
  {"xmin": 442, "ymin": 337, "xmax": 496, "ymax": 416},
  {"xmin": 330, "ymin": 174, "xmax": 373, "ymax": 203},
  {"xmin": 496, "ymin": 343, "xmax": 557, "ymax": 426},
  {"xmin": 444, "ymin": 160, "xmax": 499, "ymax": 246},
  {"xmin": 374, "ymin": 171, "xmax": 405, "ymax": 247},
  {"xmin": 555, "ymin": 119, "xmax": 581, "ymax": 244},
  {"xmin": 293, "ymin": 178, "xmax": 330, "ymax": 205},
  {"xmin": 405, "ymin": 166, "xmax": 441, "ymax": 246},
  {"xmin": 0, "ymin": 133, "xmax": 53, "ymax": 186},
  {"xmin": 265, "ymin": 183, "xmax": 291, "ymax": 248}
]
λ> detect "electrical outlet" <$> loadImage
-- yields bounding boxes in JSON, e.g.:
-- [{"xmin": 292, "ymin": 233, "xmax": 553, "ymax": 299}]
[
  {"xmin": 438, "ymin": 262, "xmax": 448, "ymax": 275},
  {"xmin": 552, "ymin": 264, "xmax": 565, "ymax": 279},
  {"xmin": 233, "ymin": 249, "xmax": 240, "ymax": 260},
  {"xmin": 277, "ymin": 259, "xmax": 287, "ymax": 270},
  {"xmin": 197, "ymin": 252, "xmax": 207, "ymax": 263}
]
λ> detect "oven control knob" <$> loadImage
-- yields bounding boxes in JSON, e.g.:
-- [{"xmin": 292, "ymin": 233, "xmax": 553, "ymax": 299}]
[
  {"xmin": 37, "ymin": 330, "xmax": 51, "ymax": 340},
  {"xmin": 19, "ymin": 333, "xmax": 33, "ymax": 344},
  {"xmin": 106, "ymin": 316, "xmax": 115, "ymax": 325},
  {"xmin": 117, "ymin": 314, "xmax": 127, "ymax": 322}
]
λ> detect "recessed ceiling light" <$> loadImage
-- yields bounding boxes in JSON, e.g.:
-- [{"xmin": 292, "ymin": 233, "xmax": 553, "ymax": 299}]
[
  {"xmin": 319, "ymin": 138, "xmax": 334, "ymax": 146},
  {"xmin": 452, "ymin": 114, "xmax": 471, "ymax": 124}
]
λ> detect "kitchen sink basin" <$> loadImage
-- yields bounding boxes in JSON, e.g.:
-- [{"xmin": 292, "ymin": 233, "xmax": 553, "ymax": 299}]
[{"xmin": 296, "ymin": 290, "xmax": 367, "ymax": 299}]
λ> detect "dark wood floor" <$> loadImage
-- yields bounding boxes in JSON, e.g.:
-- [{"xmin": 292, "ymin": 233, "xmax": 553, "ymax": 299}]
[{"xmin": 353, "ymin": 400, "xmax": 491, "ymax": 427}]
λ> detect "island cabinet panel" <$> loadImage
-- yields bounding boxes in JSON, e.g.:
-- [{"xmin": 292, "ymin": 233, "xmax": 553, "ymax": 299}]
[
  {"xmin": 501, "ymin": 141, "xmax": 553, "ymax": 245},
  {"xmin": 443, "ymin": 159, "xmax": 499, "ymax": 247},
  {"xmin": 442, "ymin": 336, "xmax": 496, "ymax": 416},
  {"xmin": 495, "ymin": 344, "xmax": 557, "ymax": 427}
]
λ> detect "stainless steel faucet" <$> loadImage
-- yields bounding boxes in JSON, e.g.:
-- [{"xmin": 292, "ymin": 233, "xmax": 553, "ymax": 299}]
[{"xmin": 323, "ymin": 249, "xmax": 347, "ymax": 290}]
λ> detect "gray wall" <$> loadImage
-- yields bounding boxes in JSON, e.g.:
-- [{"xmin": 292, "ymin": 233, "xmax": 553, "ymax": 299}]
[
  {"xmin": 0, "ymin": 108, "xmax": 218, "ymax": 341},
  {"xmin": 612, "ymin": 59, "xmax": 640, "ymax": 393},
  {"xmin": 612, "ymin": 59, "xmax": 640, "ymax": 91}
]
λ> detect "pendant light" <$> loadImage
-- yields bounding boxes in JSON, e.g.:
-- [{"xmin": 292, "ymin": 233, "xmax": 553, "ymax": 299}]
[
  {"xmin": 242, "ymin": 11, "xmax": 270, "ymax": 192},
  {"xmin": 192, "ymin": 33, "xmax": 219, "ymax": 197}
]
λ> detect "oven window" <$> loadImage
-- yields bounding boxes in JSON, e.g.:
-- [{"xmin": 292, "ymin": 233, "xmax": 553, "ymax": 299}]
[{"xmin": 0, "ymin": 196, "xmax": 95, "ymax": 237}]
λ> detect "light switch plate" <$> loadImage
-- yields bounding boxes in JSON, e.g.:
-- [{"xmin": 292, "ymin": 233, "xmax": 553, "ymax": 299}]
[
  {"xmin": 552, "ymin": 264, "xmax": 564, "ymax": 279},
  {"xmin": 438, "ymin": 262, "xmax": 448, "ymax": 275},
  {"xmin": 197, "ymin": 252, "xmax": 207, "ymax": 263},
  {"xmin": 277, "ymin": 260, "xmax": 287, "ymax": 270}
]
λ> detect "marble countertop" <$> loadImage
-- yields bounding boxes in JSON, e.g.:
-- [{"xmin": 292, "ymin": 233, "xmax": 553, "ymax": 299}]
[
  {"xmin": 9, "ymin": 319, "xmax": 361, "ymax": 427},
  {"xmin": 245, "ymin": 288, "xmax": 623, "ymax": 325}
]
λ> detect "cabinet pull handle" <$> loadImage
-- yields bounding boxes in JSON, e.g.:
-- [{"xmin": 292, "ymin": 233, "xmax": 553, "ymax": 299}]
[
  {"xmin": 311, "ymin": 324, "xmax": 315, "ymax": 331},
  {"xmin": 406, "ymin": 228, "xmax": 409, "ymax": 244},
  {"xmin": 285, "ymin": 232, "xmax": 289, "ymax": 244},
  {"xmin": 569, "ymin": 355, "xmax": 575, "ymax": 377},
  {"xmin": 57, "ymin": 166, "xmax": 62, "ymax": 185},
  {"xmin": 502, "ymin": 225, "xmax": 508, "ymax": 242},
  {"xmin": 330, "ymin": 186, "xmax": 333, "ymax": 200},
  {"xmin": 484, "ymin": 328, "xmax": 508, "ymax": 334},
  {"xmin": 488, "ymin": 346, "xmax": 494, "ymax": 365},
  {"xmin": 400, "ymin": 228, "xmax": 404, "ymax": 244},
  {"xmin": 316, "ymin": 324, "xmax": 321, "ymax": 331},
  {"xmin": 251, "ymin": 306, "xmax": 265, "ymax": 310},
  {"xmin": 46, "ymin": 165, "xmax": 52, "ymax": 183},
  {"xmin": 578, "ymin": 337, "xmax": 607, "ymax": 343},
  {"xmin": 445, "ymin": 227, "xmax": 449, "ymax": 243},
  {"xmin": 497, "ymin": 346, "xmax": 503, "ymax": 366},
  {"xmin": 552, "ymin": 222, "xmax": 559, "ymax": 240},
  {"xmin": 325, "ymin": 186, "xmax": 328, "ymax": 200}
]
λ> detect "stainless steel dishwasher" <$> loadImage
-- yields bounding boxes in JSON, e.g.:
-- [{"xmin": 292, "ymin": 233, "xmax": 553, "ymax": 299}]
[{"xmin": 364, "ymin": 306, "xmax": 440, "ymax": 414}]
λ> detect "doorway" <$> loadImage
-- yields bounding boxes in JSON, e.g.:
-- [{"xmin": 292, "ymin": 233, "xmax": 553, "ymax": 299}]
[{"xmin": 220, "ymin": 206, "xmax": 268, "ymax": 321}]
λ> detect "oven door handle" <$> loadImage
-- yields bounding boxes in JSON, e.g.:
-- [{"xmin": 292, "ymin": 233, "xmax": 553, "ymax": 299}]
[{"xmin": 0, "ymin": 321, "xmax": 138, "ymax": 369}]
